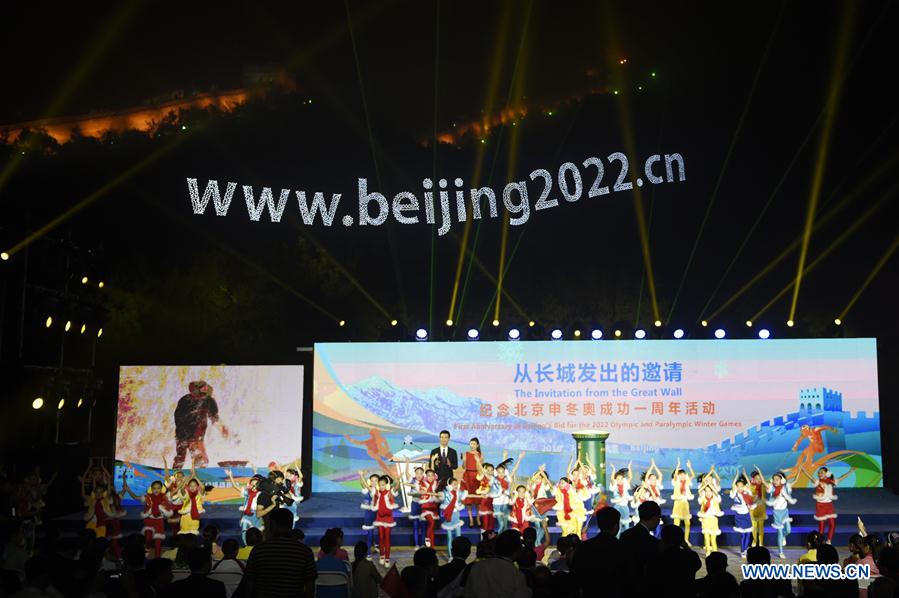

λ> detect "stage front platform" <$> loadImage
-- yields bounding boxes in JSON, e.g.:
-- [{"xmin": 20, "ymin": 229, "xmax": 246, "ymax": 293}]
[{"xmin": 56, "ymin": 488, "xmax": 899, "ymax": 550}]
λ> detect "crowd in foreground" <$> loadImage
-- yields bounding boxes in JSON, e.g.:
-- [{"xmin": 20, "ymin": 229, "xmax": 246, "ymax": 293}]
[{"xmin": 2, "ymin": 501, "xmax": 899, "ymax": 598}]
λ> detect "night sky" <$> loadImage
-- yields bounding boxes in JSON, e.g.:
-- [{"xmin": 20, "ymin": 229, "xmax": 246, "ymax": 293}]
[{"xmin": 1, "ymin": 1, "xmax": 898, "ymax": 469}]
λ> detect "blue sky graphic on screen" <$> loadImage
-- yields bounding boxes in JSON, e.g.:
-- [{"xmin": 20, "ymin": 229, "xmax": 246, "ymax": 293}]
[{"xmin": 312, "ymin": 339, "xmax": 881, "ymax": 491}]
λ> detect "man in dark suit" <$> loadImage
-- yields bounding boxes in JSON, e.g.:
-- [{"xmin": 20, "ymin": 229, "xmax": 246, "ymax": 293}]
[
  {"xmin": 429, "ymin": 430, "xmax": 458, "ymax": 490},
  {"xmin": 433, "ymin": 536, "xmax": 472, "ymax": 594},
  {"xmin": 618, "ymin": 500, "xmax": 662, "ymax": 589},
  {"xmin": 653, "ymin": 524, "xmax": 702, "ymax": 597},
  {"xmin": 166, "ymin": 546, "xmax": 227, "ymax": 598},
  {"xmin": 570, "ymin": 507, "xmax": 626, "ymax": 598}
]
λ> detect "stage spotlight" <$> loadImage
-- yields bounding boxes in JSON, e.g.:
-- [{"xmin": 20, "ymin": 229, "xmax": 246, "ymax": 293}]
[
  {"xmin": 45, "ymin": 316, "xmax": 52, "ymax": 328},
  {"xmin": 550, "ymin": 329, "xmax": 562, "ymax": 340},
  {"xmin": 97, "ymin": 328, "xmax": 103, "ymax": 338},
  {"xmin": 745, "ymin": 320, "xmax": 753, "ymax": 327},
  {"xmin": 80, "ymin": 324, "xmax": 87, "ymax": 334},
  {"xmin": 1, "ymin": 252, "xmax": 8, "ymax": 261},
  {"xmin": 714, "ymin": 328, "xmax": 726, "ymax": 339},
  {"xmin": 654, "ymin": 320, "xmax": 662, "ymax": 328},
  {"xmin": 635, "ymin": 329, "xmax": 646, "ymax": 339},
  {"xmin": 32, "ymin": 397, "xmax": 43, "ymax": 410},
  {"xmin": 528, "ymin": 320, "xmax": 535, "ymax": 328},
  {"xmin": 591, "ymin": 329, "xmax": 603, "ymax": 340},
  {"xmin": 834, "ymin": 318, "xmax": 842, "ymax": 326},
  {"xmin": 508, "ymin": 328, "xmax": 521, "ymax": 341},
  {"xmin": 700, "ymin": 320, "xmax": 708, "ymax": 327},
  {"xmin": 786, "ymin": 320, "xmax": 794, "ymax": 328},
  {"xmin": 98, "ymin": 281, "xmax": 105, "ymax": 289},
  {"xmin": 758, "ymin": 328, "xmax": 771, "ymax": 339},
  {"xmin": 64, "ymin": 320, "xmax": 72, "ymax": 332},
  {"xmin": 415, "ymin": 328, "xmax": 428, "ymax": 341},
  {"xmin": 614, "ymin": 329, "xmax": 622, "ymax": 338},
  {"xmin": 77, "ymin": 398, "xmax": 83, "ymax": 408},
  {"xmin": 390, "ymin": 319, "xmax": 398, "ymax": 327},
  {"xmin": 81, "ymin": 276, "xmax": 89, "ymax": 284},
  {"xmin": 492, "ymin": 319, "xmax": 500, "ymax": 327},
  {"xmin": 446, "ymin": 319, "xmax": 453, "ymax": 326},
  {"xmin": 673, "ymin": 328, "xmax": 685, "ymax": 339},
  {"xmin": 57, "ymin": 399, "xmax": 65, "ymax": 410},
  {"xmin": 574, "ymin": 329, "xmax": 581, "ymax": 338},
  {"xmin": 467, "ymin": 328, "xmax": 479, "ymax": 340},
  {"xmin": 339, "ymin": 320, "xmax": 346, "ymax": 327}
]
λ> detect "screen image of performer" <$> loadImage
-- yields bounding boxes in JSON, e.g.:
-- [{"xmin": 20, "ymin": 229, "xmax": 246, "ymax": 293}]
[
  {"xmin": 429, "ymin": 430, "xmax": 458, "ymax": 490},
  {"xmin": 172, "ymin": 381, "xmax": 230, "ymax": 469}
]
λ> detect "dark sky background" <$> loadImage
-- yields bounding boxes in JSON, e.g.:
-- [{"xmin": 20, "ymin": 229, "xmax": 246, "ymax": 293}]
[{"xmin": 1, "ymin": 1, "xmax": 898, "ymax": 481}]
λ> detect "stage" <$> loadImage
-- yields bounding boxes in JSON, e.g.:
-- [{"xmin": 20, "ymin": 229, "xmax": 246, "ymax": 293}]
[{"xmin": 57, "ymin": 488, "xmax": 898, "ymax": 550}]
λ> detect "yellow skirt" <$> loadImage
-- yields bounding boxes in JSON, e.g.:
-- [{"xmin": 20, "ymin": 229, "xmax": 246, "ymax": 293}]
[
  {"xmin": 750, "ymin": 503, "xmax": 767, "ymax": 522},
  {"xmin": 85, "ymin": 520, "xmax": 106, "ymax": 538},
  {"xmin": 179, "ymin": 514, "xmax": 201, "ymax": 535},
  {"xmin": 672, "ymin": 499, "xmax": 691, "ymax": 520},
  {"xmin": 700, "ymin": 515, "xmax": 720, "ymax": 536}
]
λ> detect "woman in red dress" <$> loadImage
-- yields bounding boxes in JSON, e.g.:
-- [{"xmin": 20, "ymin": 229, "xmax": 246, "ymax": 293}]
[{"xmin": 461, "ymin": 438, "xmax": 482, "ymax": 527}]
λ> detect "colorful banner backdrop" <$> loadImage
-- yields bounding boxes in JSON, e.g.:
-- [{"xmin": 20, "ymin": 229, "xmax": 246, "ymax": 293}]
[
  {"xmin": 114, "ymin": 365, "xmax": 303, "ymax": 504},
  {"xmin": 312, "ymin": 339, "xmax": 881, "ymax": 490}
]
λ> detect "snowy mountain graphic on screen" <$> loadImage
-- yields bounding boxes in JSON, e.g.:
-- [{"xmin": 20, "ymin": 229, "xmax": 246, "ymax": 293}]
[{"xmin": 343, "ymin": 375, "xmax": 570, "ymax": 449}]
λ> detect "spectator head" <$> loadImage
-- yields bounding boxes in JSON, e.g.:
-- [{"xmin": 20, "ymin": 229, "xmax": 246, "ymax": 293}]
[
  {"xmin": 202, "ymin": 524, "xmax": 219, "ymax": 545},
  {"xmin": 863, "ymin": 534, "xmax": 881, "ymax": 557},
  {"xmin": 887, "ymin": 531, "xmax": 899, "ymax": 548},
  {"xmin": 595, "ymin": 506, "xmax": 621, "ymax": 535},
  {"xmin": 517, "ymin": 546, "xmax": 537, "ymax": 570},
  {"xmin": 816, "ymin": 543, "xmax": 839, "ymax": 564},
  {"xmin": 221, "ymin": 539, "xmax": 239, "ymax": 559},
  {"xmin": 637, "ymin": 500, "xmax": 662, "ymax": 528},
  {"xmin": 451, "ymin": 536, "xmax": 472, "ymax": 560},
  {"xmin": 481, "ymin": 529, "xmax": 497, "ymax": 543},
  {"xmin": 848, "ymin": 533, "xmax": 864, "ymax": 555},
  {"xmin": 522, "ymin": 526, "xmax": 537, "ymax": 546},
  {"xmin": 533, "ymin": 565, "xmax": 552, "ymax": 590},
  {"xmin": 476, "ymin": 537, "xmax": 495, "ymax": 559},
  {"xmin": 401, "ymin": 566, "xmax": 429, "ymax": 598},
  {"xmin": 268, "ymin": 508, "xmax": 294, "ymax": 537},
  {"xmin": 122, "ymin": 536, "xmax": 147, "ymax": 570},
  {"xmin": 146, "ymin": 558, "xmax": 174, "ymax": 588},
  {"xmin": 660, "ymin": 524, "xmax": 684, "ymax": 548},
  {"xmin": 245, "ymin": 527, "xmax": 263, "ymax": 547},
  {"xmin": 353, "ymin": 541, "xmax": 368, "ymax": 562},
  {"xmin": 875, "ymin": 546, "xmax": 898, "ymax": 577},
  {"xmin": 413, "ymin": 547, "xmax": 439, "ymax": 576},
  {"xmin": 495, "ymin": 530, "xmax": 524, "ymax": 561},
  {"xmin": 320, "ymin": 533, "xmax": 338, "ymax": 556},
  {"xmin": 290, "ymin": 528, "xmax": 306, "ymax": 542},
  {"xmin": 556, "ymin": 534, "xmax": 575, "ymax": 557},
  {"xmin": 174, "ymin": 534, "xmax": 199, "ymax": 566},
  {"xmin": 187, "ymin": 547, "xmax": 212, "ymax": 574},
  {"xmin": 747, "ymin": 546, "xmax": 771, "ymax": 565},
  {"xmin": 806, "ymin": 531, "xmax": 824, "ymax": 550},
  {"xmin": 705, "ymin": 551, "xmax": 728, "ymax": 574}
]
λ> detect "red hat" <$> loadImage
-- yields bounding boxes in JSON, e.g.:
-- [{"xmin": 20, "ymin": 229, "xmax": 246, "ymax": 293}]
[{"xmin": 188, "ymin": 381, "xmax": 210, "ymax": 397}]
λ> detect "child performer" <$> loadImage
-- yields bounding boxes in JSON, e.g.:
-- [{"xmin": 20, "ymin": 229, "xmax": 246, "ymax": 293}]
[
  {"xmin": 608, "ymin": 462, "xmax": 634, "ymax": 537},
  {"xmin": 124, "ymin": 479, "xmax": 171, "ymax": 558},
  {"xmin": 696, "ymin": 479, "xmax": 722, "ymax": 556},
  {"xmin": 439, "ymin": 478, "xmax": 468, "ymax": 552},
  {"xmin": 177, "ymin": 466, "xmax": 206, "ymax": 536},
  {"xmin": 284, "ymin": 463, "xmax": 304, "ymax": 524},
  {"xmin": 493, "ymin": 451, "xmax": 525, "ymax": 533},
  {"xmin": 372, "ymin": 475, "xmax": 399, "ymax": 566},
  {"xmin": 509, "ymin": 485, "xmax": 535, "ymax": 533},
  {"xmin": 162, "ymin": 456, "xmax": 186, "ymax": 535},
  {"xmin": 670, "ymin": 459, "xmax": 696, "ymax": 545},
  {"xmin": 461, "ymin": 438, "xmax": 482, "ymax": 527},
  {"xmin": 528, "ymin": 466, "xmax": 555, "ymax": 546},
  {"xmin": 80, "ymin": 464, "xmax": 109, "ymax": 539},
  {"xmin": 813, "ymin": 466, "xmax": 852, "ymax": 544},
  {"xmin": 642, "ymin": 458, "xmax": 666, "ymax": 507},
  {"xmin": 730, "ymin": 473, "xmax": 754, "ymax": 558},
  {"xmin": 407, "ymin": 466, "xmax": 425, "ymax": 548},
  {"xmin": 225, "ymin": 469, "xmax": 265, "ymax": 545},
  {"xmin": 475, "ymin": 460, "xmax": 497, "ymax": 532},
  {"xmin": 358, "ymin": 472, "xmax": 380, "ymax": 553},
  {"xmin": 554, "ymin": 477, "xmax": 587, "ymax": 538},
  {"xmin": 105, "ymin": 471, "xmax": 129, "ymax": 558},
  {"xmin": 749, "ymin": 466, "xmax": 768, "ymax": 548},
  {"xmin": 419, "ymin": 469, "xmax": 440, "ymax": 548},
  {"xmin": 766, "ymin": 470, "xmax": 797, "ymax": 559}
]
